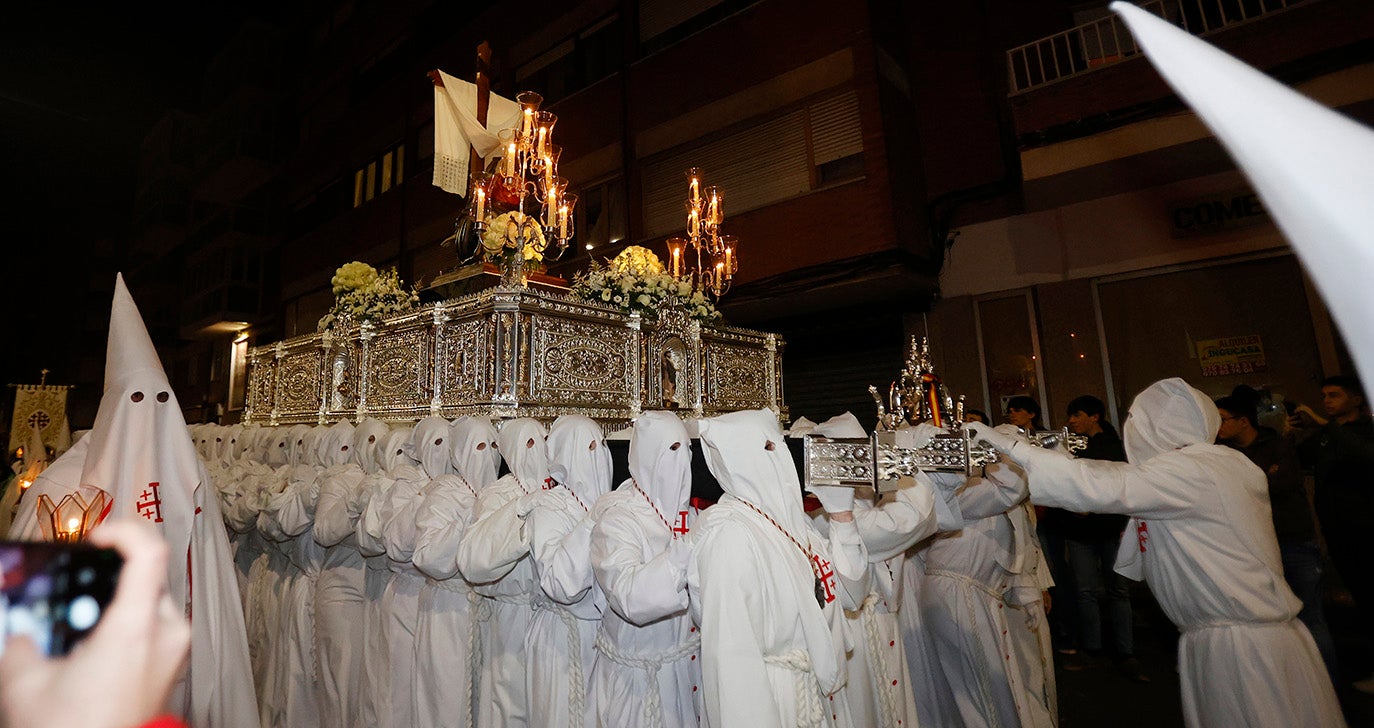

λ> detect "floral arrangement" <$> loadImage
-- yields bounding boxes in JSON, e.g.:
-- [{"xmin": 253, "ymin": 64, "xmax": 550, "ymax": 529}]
[
  {"xmin": 571, "ymin": 245, "xmax": 721, "ymax": 323},
  {"xmin": 481, "ymin": 211, "xmax": 546, "ymax": 267},
  {"xmin": 317, "ymin": 261, "xmax": 420, "ymax": 331}
]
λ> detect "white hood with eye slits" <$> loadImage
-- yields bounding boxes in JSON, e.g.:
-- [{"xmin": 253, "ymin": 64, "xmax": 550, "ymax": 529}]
[{"xmin": 1123, "ymin": 378, "xmax": 1220, "ymax": 465}]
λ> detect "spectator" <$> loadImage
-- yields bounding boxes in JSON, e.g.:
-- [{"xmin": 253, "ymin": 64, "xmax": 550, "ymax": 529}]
[
  {"xmin": 1217, "ymin": 392, "xmax": 1336, "ymax": 680},
  {"xmin": 1061, "ymin": 395, "xmax": 1147, "ymax": 682},
  {"xmin": 1292, "ymin": 374, "xmax": 1374, "ymax": 693}
]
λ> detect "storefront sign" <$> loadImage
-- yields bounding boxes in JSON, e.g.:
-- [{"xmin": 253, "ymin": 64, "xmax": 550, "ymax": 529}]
[
  {"xmin": 1171, "ymin": 190, "xmax": 1269, "ymax": 237},
  {"xmin": 1196, "ymin": 334, "xmax": 1267, "ymax": 376}
]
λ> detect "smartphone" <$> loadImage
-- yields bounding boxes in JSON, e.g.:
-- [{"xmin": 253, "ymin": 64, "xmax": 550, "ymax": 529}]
[{"xmin": 0, "ymin": 541, "xmax": 122, "ymax": 658}]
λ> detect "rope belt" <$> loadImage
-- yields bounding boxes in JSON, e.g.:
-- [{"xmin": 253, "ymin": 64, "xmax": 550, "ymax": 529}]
[
  {"xmin": 430, "ymin": 576, "xmax": 473, "ymax": 595},
  {"xmin": 857, "ymin": 594, "xmax": 901, "ymax": 728},
  {"xmin": 1184, "ymin": 616, "xmax": 1293, "ymax": 634},
  {"xmin": 533, "ymin": 591, "xmax": 589, "ymax": 728},
  {"xmin": 763, "ymin": 649, "xmax": 826, "ymax": 728},
  {"xmin": 594, "ymin": 630, "xmax": 702, "ymax": 727},
  {"xmin": 923, "ymin": 568, "xmax": 1007, "ymax": 728}
]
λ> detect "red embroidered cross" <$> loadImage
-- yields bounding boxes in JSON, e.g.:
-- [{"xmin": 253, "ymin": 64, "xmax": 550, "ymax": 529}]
[
  {"xmin": 137, "ymin": 482, "xmax": 164, "ymax": 523},
  {"xmin": 1136, "ymin": 520, "xmax": 1149, "ymax": 554},
  {"xmin": 812, "ymin": 554, "xmax": 836, "ymax": 603},
  {"xmin": 673, "ymin": 510, "xmax": 691, "ymax": 535}
]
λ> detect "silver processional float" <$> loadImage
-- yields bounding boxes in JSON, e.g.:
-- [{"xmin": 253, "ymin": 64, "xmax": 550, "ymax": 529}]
[{"xmin": 802, "ymin": 335, "xmax": 1087, "ymax": 493}]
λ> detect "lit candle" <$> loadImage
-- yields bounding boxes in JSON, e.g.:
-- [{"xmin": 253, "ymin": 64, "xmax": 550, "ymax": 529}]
[
  {"xmin": 725, "ymin": 246, "xmax": 733, "ymax": 274},
  {"xmin": 558, "ymin": 204, "xmax": 569, "ymax": 238},
  {"xmin": 475, "ymin": 186, "xmax": 485, "ymax": 221},
  {"xmin": 709, "ymin": 190, "xmax": 719, "ymax": 223},
  {"xmin": 672, "ymin": 247, "xmax": 681, "ymax": 277},
  {"xmin": 522, "ymin": 107, "xmax": 533, "ymax": 136},
  {"xmin": 714, "ymin": 262, "xmax": 724, "ymax": 295},
  {"xmin": 58, "ymin": 516, "xmax": 81, "ymax": 543},
  {"xmin": 690, "ymin": 174, "xmax": 701, "ymax": 203},
  {"xmin": 506, "ymin": 142, "xmax": 518, "ymax": 176},
  {"xmin": 537, "ymin": 127, "xmax": 547, "ymax": 156},
  {"xmin": 689, "ymin": 208, "xmax": 699, "ymax": 237}
]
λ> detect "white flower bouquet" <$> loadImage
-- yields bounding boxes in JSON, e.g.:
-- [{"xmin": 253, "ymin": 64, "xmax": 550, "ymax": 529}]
[
  {"xmin": 318, "ymin": 261, "xmax": 421, "ymax": 331},
  {"xmin": 571, "ymin": 246, "xmax": 721, "ymax": 323},
  {"xmin": 481, "ymin": 211, "xmax": 546, "ymax": 267}
]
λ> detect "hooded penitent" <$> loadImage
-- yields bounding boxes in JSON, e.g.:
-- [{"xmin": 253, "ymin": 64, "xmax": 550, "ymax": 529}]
[
  {"xmin": 497, "ymin": 417, "xmax": 550, "ymax": 490},
  {"xmin": 1122, "ymin": 377, "xmax": 1220, "ymax": 465},
  {"xmin": 547, "ymin": 414, "xmax": 612, "ymax": 508},
  {"xmin": 81, "ymin": 273, "xmax": 257, "ymax": 727},
  {"xmin": 627, "ymin": 411, "xmax": 693, "ymax": 522},
  {"xmin": 452, "ymin": 416, "xmax": 501, "ymax": 490}
]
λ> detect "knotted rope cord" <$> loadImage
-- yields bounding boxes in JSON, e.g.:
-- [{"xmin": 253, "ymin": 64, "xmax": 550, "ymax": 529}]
[
  {"xmin": 764, "ymin": 649, "xmax": 827, "ymax": 728},
  {"xmin": 533, "ymin": 591, "xmax": 588, "ymax": 728},
  {"xmin": 858, "ymin": 593, "xmax": 901, "ymax": 728},
  {"xmin": 925, "ymin": 568, "xmax": 1007, "ymax": 728},
  {"xmin": 594, "ymin": 628, "xmax": 702, "ymax": 727}
]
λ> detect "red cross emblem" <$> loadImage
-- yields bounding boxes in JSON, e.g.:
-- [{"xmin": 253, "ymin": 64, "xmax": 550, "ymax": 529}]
[
  {"xmin": 1136, "ymin": 520, "xmax": 1149, "ymax": 554},
  {"xmin": 812, "ymin": 554, "xmax": 836, "ymax": 604},
  {"xmin": 136, "ymin": 482, "xmax": 164, "ymax": 523},
  {"xmin": 673, "ymin": 510, "xmax": 691, "ymax": 536},
  {"xmin": 542, "ymin": 477, "xmax": 556, "ymax": 490}
]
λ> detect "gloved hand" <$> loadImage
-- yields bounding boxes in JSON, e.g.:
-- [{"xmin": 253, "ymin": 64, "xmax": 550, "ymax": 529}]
[
  {"xmin": 514, "ymin": 490, "xmax": 548, "ymax": 518},
  {"xmin": 893, "ymin": 422, "xmax": 946, "ymax": 450},
  {"xmin": 807, "ymin": 484, "xmax": 856, "ymax": 514},
  {"xmin": 964, "ymin": 422, "xmax": 1025, "ymax": 464},
  {"xmin": 1024, "ymin": 602, "xmax": 1044, "ymax": 633}
]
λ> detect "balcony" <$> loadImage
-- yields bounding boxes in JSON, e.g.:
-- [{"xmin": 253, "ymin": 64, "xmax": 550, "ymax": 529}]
[{"xmin": 1008, "ymin": 0, "xmax": 1374, "ymax": 144}]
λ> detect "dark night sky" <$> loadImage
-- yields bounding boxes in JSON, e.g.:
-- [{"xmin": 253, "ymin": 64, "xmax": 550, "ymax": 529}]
[{"xmin": 2, "ymin": 4, "xmax": 271, "ymax": 397}]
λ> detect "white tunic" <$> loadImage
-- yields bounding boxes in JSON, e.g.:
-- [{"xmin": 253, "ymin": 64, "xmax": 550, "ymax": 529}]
[
  {"xmin": 689, "ymin": 409, "xmax": 870, "ymax": 728},
  {"xmin": 917, "ymin": 463, "xmax": 1057, "ymax": 728},
  {"xmin": 590, "ymin": 491, "xmax": 702, "ymax": 728}
]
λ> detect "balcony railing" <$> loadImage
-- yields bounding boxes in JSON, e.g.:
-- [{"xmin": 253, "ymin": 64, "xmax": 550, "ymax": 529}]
[{"xmin": 1007, "ymin": 0, "xmax": 1309, "ymax": 94}]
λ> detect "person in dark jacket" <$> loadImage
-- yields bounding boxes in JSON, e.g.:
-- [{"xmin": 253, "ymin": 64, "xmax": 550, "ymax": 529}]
[
  {"xmin": 1291, "ymin": 374, "xmax": 1374, "ymax": 693},
  {"xmin": 1061, "ymin": 395, "xmax": 1146, "ymax": 681},
  {"xmin": 1217, "ymin": 391, "xmax": 1336, "ymax": 680}
]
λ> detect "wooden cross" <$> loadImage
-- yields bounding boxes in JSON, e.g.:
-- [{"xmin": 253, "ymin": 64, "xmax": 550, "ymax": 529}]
[{"xmin": 428, "ymin": 40, "xmax": 493, "ymax": 182}]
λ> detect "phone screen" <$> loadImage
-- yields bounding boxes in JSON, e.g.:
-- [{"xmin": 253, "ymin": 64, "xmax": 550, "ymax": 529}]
[{"xmin": 0, "ymin": 541, "xmax": 122, "ymax": 658}]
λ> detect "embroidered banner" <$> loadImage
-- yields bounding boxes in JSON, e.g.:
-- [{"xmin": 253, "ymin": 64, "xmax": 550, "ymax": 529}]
[{"xmin": 7, "ymin": 384, "xmax": 72, "ymax": 454}]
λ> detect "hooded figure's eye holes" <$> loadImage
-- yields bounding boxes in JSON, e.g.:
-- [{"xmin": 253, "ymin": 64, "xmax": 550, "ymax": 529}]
[
  {"xmin": 131, "ymin": 392, "xmax": 145, "ymax": 402},
  {"xmin": 588, "ymin": 440, "xmax": 597, "ymax": 451},
  {"xmin": 368, "ymin": 435, "xmax": 377, "ymax": 443},
  {"xmin": 670, "ymin": 442, "xmax": 682, "ymax": 451},
  {"xmin": 764, "ymin": 440, "xmax": 776, "ymax": 451},
  {"xmin": 476, "ymin": 442, "xmax": 487, "ymax": 450},
  {"xmin": 435, "ymin": 437, "xmax": 444, "ymax": 446},
  {"xmin": 156, "ymin": 392, "xmax": 169, "ymax": 403},
  {"xmin": 341, "ymin": 445, "xmax": 349, "ymax": 451}
]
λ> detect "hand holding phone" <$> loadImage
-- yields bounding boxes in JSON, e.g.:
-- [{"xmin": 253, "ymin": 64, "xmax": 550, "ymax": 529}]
[
  {"xmin": 0, "ymin": 522, "xmax": 191, "ymax": 728},
  {"xmin": 0, "ymin": 541, "xmax": 121, "ymax": 658}
]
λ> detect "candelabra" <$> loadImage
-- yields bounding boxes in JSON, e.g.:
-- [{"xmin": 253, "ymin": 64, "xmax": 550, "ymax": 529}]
[
  {"xmin": 467, "ymin": 91, "xmax": 577, "ymax": 281},
  {"xmin": 665, "ymin": 167, "xmax": 738, "ymax": 299}
]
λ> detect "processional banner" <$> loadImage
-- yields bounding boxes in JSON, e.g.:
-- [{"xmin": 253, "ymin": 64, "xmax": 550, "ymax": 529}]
[{"xmin": 7, "ymin": 384, "xmax": 71, "ymax": 454}]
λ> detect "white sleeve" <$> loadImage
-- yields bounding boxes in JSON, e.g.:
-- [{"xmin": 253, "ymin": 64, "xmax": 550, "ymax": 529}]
[
  {"xmin": 314, "ymin": 470, "xmax": 362, "ymax": 547},
  {"xmin": 455, "ymin": 484, "xmax": 529, "ymax": 584},
  {"xmin": 591, "ymin": 505, "xmax": 689, "ymax": 626},
  {"xmin": 529, "ymin": 497, "xmax": 595, "ymax": 605},
  {"xmin": 956, "ymin": 463, "xmax": 1031, "ymax": 520},
  {"xmin": 1023, "ymin": 446, "xmax": 1197, "ymax": 519},
  {"xmin": 412, "ymin": 483, "xmax": 477, "ymax": 581}
]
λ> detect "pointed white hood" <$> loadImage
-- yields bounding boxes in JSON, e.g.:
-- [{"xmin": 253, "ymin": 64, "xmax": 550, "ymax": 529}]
[
  {"xmin": 412, "ymin": 416, "xmax": 455, "ymax": 479},
  {"xmin": 811, "ymin": 411, "xmax": 866, "ymax": 439},
  {"xmin": 628, "ymin": 411, "xmax": 692, "ymax": 518},
  {"xmin": 496, "ymin": 418, "xmax": 549, "ymax": 489},
  {"xmin": 377, "ymin": 426, "xmax": 418, "ymax": 474},
  {"xmin": 353, "ymin": 418, "xmax": 390, "ymax": 474},
  {"xmin": 698, "ymin": 408, "xmax": 808, "ymax": 537},
  {"xmin": 320, "ymin": 420, "xmax": 356, "ymax": 469},
  {"xmin": 1122, "ymin": 377, "xmax": 1220, "ymax": 464},
  {"xmin": 1112, "ymin": 1, "xmax": 1374, "ymax": 389},
  {"xmin": 547, "ymin": 414, "xmax": 612, "ymax": 506},
  {"xmin": 451, "ymin": 416, "xmax": 501, "ymax": 490}
]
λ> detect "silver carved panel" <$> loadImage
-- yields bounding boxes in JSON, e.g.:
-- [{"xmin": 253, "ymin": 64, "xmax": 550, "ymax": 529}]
[
  {"xmin": 275, "ymin": 338, "xmax": 325, "ymax": 422},
  {"xmin": 531, "ymin": 315, "xmax": 635, "ymax": 408},
  {"xmin": 701, "ymin": 339, "xmax": 770, "ymax": 412},
  {"xmin": 364, "ymin": 323, "xmax": 432, "ymax": 417},
  {"xmin": 437, "ymin": 317, "xmax": 491, "ymax": 408}
]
